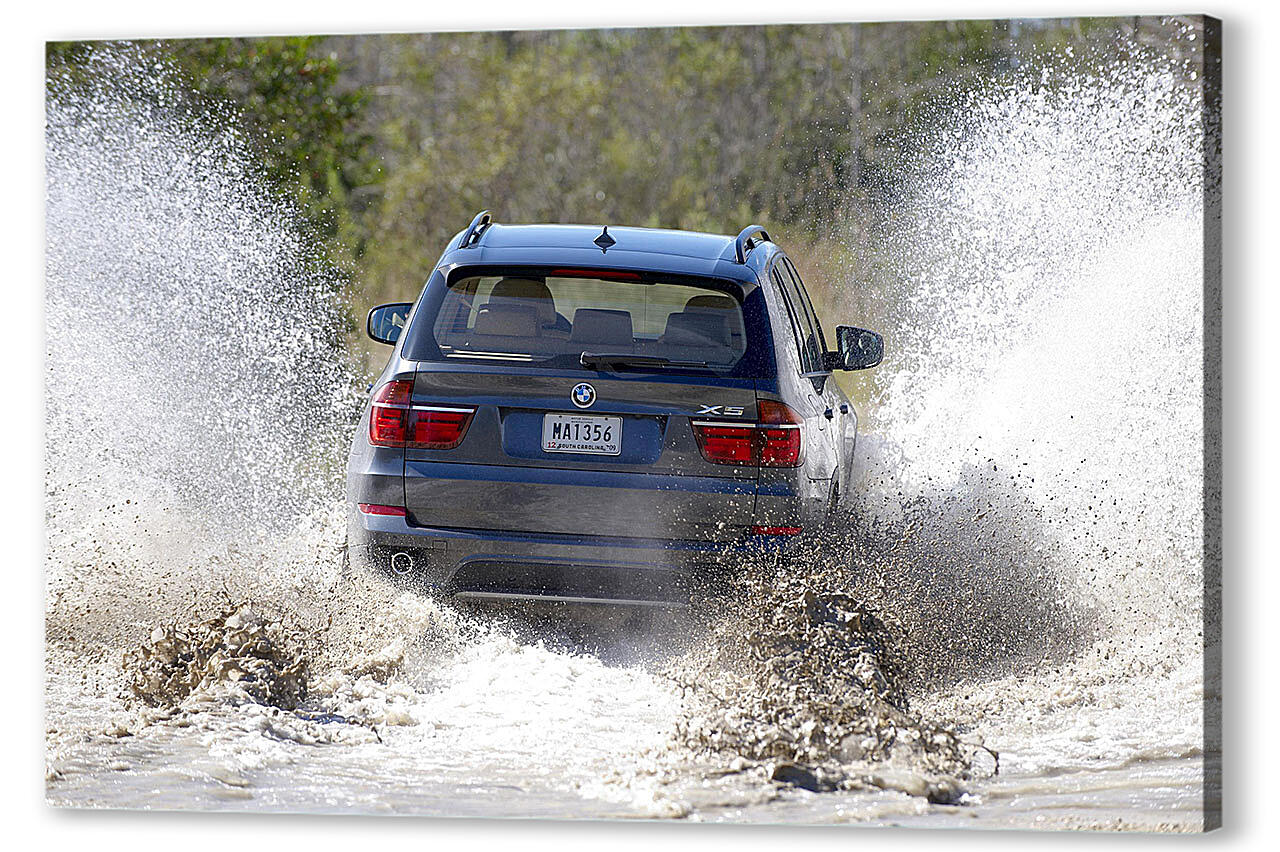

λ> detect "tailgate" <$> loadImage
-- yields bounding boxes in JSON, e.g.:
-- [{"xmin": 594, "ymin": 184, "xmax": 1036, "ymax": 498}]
[{"xmin": 403, "ymin": 368, "xmax": 758, "ymax": 540}]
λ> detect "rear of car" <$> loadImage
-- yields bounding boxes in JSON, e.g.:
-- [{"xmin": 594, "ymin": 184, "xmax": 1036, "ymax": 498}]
[{"xmin": 346, "ymin": 220, "xmax": 853, "ymax": 606}]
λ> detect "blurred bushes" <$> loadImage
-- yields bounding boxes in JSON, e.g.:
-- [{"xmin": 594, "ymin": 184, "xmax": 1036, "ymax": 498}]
[{"xmin": 47, "ymin": 18, "xmax": 1205, "ymax": 377}]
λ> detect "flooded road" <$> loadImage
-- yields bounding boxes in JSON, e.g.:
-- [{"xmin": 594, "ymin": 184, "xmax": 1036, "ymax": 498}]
[{"xmin": 44, "ymin": 583, "xmax": 1208, "ymax": 831}]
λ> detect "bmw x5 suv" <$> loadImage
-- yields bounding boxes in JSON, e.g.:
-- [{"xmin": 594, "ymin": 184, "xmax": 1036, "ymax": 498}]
[{"xmin": 346, "ymin": 212, "xmax": 883, "ymax": 606}]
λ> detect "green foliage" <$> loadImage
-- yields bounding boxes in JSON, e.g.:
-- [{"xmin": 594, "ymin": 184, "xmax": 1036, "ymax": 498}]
[
  {"xmin": 47, "ymin": 18, "xmax": 1205, "ymax": 374},
  {"xmin": 159, "ymin": 36, "xmax": 380, "ymax": 271}
]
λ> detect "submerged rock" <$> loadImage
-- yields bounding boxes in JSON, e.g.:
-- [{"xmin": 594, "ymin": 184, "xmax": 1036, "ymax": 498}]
[{"xmin": 770, "ymin": 762, "xmax": 831, "ymax": 792}]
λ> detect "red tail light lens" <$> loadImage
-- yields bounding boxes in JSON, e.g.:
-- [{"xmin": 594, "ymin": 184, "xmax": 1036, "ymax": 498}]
[
  {"xmin": 369, "ymin": 380, "xmax": 475, "ymax": 449},
  {"xmin": 756, "ymin": 399, "xmax": 803, "ymax": 467},
  {"xmin": 691, "ymin": 423, "xmax": 755, "ymax": 465},
  {"xmin": 691, "ymin": 400, "xmax": 803, "ymax": 468},
  {"xmin": 369, "ymin": 380, "xmax": 413, "ymax": 446},
  {"xmin": 409, "ymin": 407, "xmax": 474, "ymax": 449}
]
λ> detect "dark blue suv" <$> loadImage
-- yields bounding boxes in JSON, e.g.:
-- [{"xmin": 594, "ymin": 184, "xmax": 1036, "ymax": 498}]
[{"xmin": 346, "ymin": 212, "xmax": 883, "ymax": 606}]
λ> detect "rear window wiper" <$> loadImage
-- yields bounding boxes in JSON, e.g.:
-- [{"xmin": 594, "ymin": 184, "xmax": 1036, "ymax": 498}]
[{"xmin": 579, "ymin": 351, "xmax": 713, "ymax": 372}]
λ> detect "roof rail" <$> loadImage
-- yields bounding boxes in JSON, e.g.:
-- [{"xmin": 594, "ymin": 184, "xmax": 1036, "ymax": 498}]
[
  {"xmin": 459, "ymin": 210, "xmax": 492, "ymax": 248},
  {"xmin": 733, "ymin": 225, "xmax": 771, "ymax": 263}
]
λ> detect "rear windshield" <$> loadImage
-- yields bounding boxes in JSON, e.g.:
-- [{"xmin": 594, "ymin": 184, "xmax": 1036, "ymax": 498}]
[{"xmin": 426, "ymin": 273, "xmax": 750, "ymax": 372}]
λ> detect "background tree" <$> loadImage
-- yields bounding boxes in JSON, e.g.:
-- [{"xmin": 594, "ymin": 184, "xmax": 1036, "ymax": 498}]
[{"xmin": 48, "ymin": 17, "xmax": 1207, "ymax": 377}]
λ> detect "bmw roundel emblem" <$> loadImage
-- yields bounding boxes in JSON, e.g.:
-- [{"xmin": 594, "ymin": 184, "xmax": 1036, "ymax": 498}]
[{"xmin": 571, "ymin": 382, "xmax": 596, "ymax": 408}]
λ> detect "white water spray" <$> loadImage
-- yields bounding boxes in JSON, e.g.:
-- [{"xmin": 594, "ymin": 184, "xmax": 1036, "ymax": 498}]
[{"xmin": 848, "ymin": 55, "xmax": 1210, "ymax": 776}]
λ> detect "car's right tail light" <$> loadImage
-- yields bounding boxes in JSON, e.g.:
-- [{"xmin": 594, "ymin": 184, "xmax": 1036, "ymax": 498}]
[
  {"xmin": 369, "ymin": 379, "xmax": 475, "ymax": 449},
  {"xmin": 691, "ymin": 400, "xmax": 803, "ymax": 467},
  {"xmin": 755, "ymin": 399, "xmax": 803, "ymax": 466}
]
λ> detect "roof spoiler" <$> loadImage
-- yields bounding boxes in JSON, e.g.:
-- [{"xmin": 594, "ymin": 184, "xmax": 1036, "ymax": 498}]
[
  {"xmin": 733, "ymin": 224, "xmax": 771, "ymax": 263},
  {"xmin": 459, "ymin": 210, "xmax": 492, "ymax": 248}
]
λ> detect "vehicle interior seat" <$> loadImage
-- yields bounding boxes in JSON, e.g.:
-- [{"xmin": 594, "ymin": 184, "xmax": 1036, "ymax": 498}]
[
  {"xmin": 661, "ymin": 310, "xmax": 730, "ymax": 346},
  {"xmin": 488, "ymin": 277, "xmax": 571, "ymax": 336},
  {"xmin": 570, "ymin": 308, "xmax": 634, "ymax": 350},
  {"xmin": 472, "ymin": 302, "xmax": 540, "ymax": 337},
  {"xmin": 656, "ymin": 309, "xmax": 736, "ymax": 363},
  {"xmin": 683, "ymin": 294, "xmax": 736, "ymax": 312},
  {"xmin": 683, "ymin": 294, "xmax": 744, "ymax": 350}
]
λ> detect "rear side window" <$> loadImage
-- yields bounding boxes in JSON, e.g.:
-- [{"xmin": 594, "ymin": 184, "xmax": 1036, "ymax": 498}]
[
  {"xmin": 783, "ymin": 259, "xmax": 828, "ymax": 356},
  {"xmin": 773, "ymin": 260, "xmax": 824, "ymax": 374},
  {"xmin": 425, "ymin": 272, "xmax": 751, "ymax": 372}
]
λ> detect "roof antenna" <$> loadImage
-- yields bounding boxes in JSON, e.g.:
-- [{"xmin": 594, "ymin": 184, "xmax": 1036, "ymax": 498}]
[{"xmin": 593, "ymin": 225, "xmax": 616, "ymax": 253}]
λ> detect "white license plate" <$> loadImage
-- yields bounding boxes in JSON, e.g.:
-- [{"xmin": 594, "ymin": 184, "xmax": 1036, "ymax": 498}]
[{"xmin": 541, "ymin": 413, "xmax": 622, "ymax": 455}]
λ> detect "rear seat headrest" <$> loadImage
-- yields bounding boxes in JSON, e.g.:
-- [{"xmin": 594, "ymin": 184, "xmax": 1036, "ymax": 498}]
[
  {"xmin": 570, "ymin": 309, "xmax": 633, "ymax": 346},
  {"xmin": 473, "ymin": 303, "xmax": 539, "ymax": 337},
  {"xmin": 684, "ymin": 294, "xmax": 737, "ymax": 312},
  {"xmin": 490, "ymin": 277, "xmax": 556, "ymax": 325},
  {"xmin": 663, "ymin": 311, "xmax": 730, "ymax": 347}
]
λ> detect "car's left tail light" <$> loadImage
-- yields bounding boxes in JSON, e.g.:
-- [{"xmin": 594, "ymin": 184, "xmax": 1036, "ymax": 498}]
[{"xmin": 369, "ymin": 379, "xmax": 475, "ymax": 449}]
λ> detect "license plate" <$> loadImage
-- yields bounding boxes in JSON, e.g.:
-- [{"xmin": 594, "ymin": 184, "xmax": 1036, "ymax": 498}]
[{"xmin": 541, "ymin": 413, "xmax": 622, "ymax": 455}]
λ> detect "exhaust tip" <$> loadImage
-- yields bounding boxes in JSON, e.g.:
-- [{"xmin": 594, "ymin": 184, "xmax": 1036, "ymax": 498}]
[{"xmin": 390, "ymin": 551, "xmax": 415, "ymax": 576}]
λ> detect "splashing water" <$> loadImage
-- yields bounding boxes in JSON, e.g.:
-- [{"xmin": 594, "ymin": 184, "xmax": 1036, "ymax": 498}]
[
  {"xmin": 45, "ymin": 47, "xmax": 357, "ymax": 538},
  {"xmin": 43, "ymin": 46, "xmax": 690, "ymax": 819},
  {"xmin": 857, "ymin": 58, "xmax": 1210, "ymax": 781},
  {"xmin": 45, "ymin": 40, "xmax": 1213, "ymax": 829}
]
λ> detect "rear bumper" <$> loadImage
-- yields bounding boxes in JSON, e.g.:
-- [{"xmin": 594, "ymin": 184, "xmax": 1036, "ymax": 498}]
[{"xmin": 348, "ymin": 507, "xmax": 796, "ymax": 606}]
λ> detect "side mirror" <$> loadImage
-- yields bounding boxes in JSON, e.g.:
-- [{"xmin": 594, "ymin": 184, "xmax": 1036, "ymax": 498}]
[
  {"xmin": 830, "ymin": 325, "xmax": 884, "ymax": 370},
  {"xmin": 367, "ymin": 303, "xmax": 413, "ymax": 345}
]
